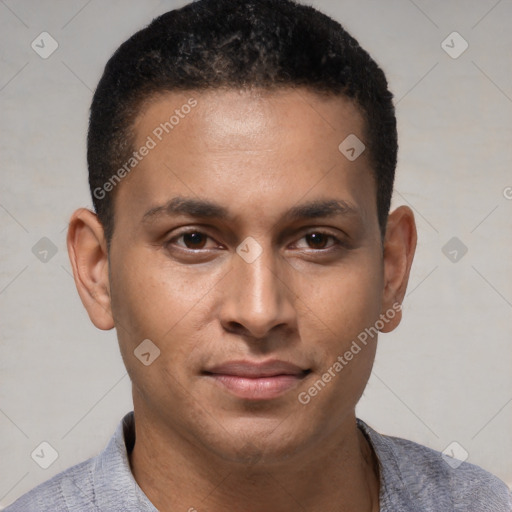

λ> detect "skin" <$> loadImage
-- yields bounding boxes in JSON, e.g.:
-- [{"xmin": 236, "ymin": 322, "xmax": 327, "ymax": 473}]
[{"xmin": 67, "ymin": 88, "xmax": 417, "ymax": 512}]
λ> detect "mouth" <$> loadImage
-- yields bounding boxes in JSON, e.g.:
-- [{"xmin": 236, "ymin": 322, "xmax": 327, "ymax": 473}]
[{"xmin": 202, "ymin": 360, "xmax": 312, "ymax": 400}]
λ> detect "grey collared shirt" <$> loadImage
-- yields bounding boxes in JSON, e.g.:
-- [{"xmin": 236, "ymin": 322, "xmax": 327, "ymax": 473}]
[{"xmin": 5, "ymin": 411, "xmax": 511, "ymax": 511}]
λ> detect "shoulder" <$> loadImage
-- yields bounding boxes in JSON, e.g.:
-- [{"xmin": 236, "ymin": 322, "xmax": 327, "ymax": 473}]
[
  {"xmin": 3, "ymin": 412, "xmax": 153, "ymax": 512},
  {"xmin": 389, "ymin": 433, "xmax": 511, "ymax": 510},
  {"xmin": 3, "ymin": 457, "xmax": 100, "ymax": 512},
  {"xmin": 357, "ymin": 419, "xmax": 512, "ymax": 511}
]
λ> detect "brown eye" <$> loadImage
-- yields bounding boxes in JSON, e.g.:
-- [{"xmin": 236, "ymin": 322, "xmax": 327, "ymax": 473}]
[
  {"xmin": 181, "ymin": 232, "xmax": 208, "ymax": 249},
  {"xmin": 168, "ymin": 231, "xmax": 213, "ymax": 250},
  {"xmin": 305, "ymin": 232, "xmax": 330, "ymax": 249},
  {"xmin": 295, "ymin": 232, "xmax": 340, "ymax": 250}
]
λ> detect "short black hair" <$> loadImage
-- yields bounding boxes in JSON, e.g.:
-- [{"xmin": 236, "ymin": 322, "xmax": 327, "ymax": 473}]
[{"xmin": 88, "ymin": 0, "xmax": 397, "ymax": 246}]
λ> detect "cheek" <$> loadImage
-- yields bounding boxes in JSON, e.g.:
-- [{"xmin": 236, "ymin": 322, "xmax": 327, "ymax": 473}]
[
  {"xmin": 108, "ymin": 252, "xmax": 205, "ymax": 398},
  {"xmin": 295, "ymin": 265, "xmax": 382, "ymax": 416},
  {"xmin": 110, "ymin": 249, "xmax": 213, "ymax": 340},
  {"xmin": 108, "ymin": 248, "xmax": 228, "ymax": 393},
  {"xmin": 297, "ymin": 255, "xmax": 383, "ymax": 346}
]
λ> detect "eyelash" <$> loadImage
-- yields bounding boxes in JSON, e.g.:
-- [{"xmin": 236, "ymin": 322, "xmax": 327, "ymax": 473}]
[{"xmin": 164, "ymin": 229, "xmax": 345, "ymax": 253}]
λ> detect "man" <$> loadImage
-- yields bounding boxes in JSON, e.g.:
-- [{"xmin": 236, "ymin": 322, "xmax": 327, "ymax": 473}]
[{"xmin": 6, "ymin": 0, "xmax": 511, "ymax": 510}]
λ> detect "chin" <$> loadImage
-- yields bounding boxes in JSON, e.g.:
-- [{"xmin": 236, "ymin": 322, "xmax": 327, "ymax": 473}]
[{"xmin": 197, "ymin": 415, "xmax": 311, "ymax": 467}]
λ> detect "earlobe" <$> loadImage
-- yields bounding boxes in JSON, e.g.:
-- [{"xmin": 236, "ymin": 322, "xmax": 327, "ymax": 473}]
[
  {"xmin": 379, "ymin": 205, "xmax": 417, "ymax": 333},
  {"xmin": 66, "ymin": 208, "xmax": 115, "ymax": 330}
]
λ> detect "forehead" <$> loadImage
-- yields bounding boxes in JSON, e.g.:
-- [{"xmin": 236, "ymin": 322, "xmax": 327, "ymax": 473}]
[
  {"xmin": 114, "ymin": 87, "xmax": 376, "ymax": 229},
  {"xmin": 134, "ymin": 87, "xmax": 366, "ymax": 152}
]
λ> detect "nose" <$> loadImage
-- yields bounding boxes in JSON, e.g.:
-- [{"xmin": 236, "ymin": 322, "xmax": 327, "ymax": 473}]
[{"xmin": 219, "ymin": 241, "xmax": 297, "ymax": 340}]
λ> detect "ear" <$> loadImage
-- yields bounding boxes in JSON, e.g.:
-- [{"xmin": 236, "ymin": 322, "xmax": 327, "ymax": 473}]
[
  {"xmin": 379, "ymin": 205, "xmax": 417, "ymax": 333},
  {"xmin": 66, "ymin": 208, "xmax": 114, "ymax": 330}
]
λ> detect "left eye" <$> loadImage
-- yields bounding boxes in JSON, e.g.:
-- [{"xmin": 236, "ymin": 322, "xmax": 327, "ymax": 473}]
[{"xmin": 295, "ymin": 232, "xmax": 340, "ymax": 250}]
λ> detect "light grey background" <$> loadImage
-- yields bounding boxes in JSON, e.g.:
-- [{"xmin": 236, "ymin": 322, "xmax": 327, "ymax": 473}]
[{"xmin": 1, "ymin": 0, "xmax": 511, "ymax": 507}]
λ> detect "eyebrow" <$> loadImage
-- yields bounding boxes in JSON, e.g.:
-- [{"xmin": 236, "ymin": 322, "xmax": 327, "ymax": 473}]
[{"xmin": 142, "ymin": 196, "xmax": 359, "ymax": 224}]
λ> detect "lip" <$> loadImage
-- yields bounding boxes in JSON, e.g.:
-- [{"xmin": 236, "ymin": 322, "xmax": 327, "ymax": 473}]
[{"xmin": 203, "ymin": 360, "xmax": 311, "ymax": 400}]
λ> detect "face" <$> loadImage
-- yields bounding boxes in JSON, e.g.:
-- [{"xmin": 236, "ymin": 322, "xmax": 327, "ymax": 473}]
[{"xmin": 71, "ymin": 87, "xmax": 414, "ymax": 465}]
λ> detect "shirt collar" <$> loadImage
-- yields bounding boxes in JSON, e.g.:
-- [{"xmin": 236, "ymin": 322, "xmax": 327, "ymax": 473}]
[
  {"xmin": 357, "ymin": 418, "xmax": 419, "ymax": 511},
  {"xmin": 91, "ymin": 411, "xmax": 157, "ymax": 511}
]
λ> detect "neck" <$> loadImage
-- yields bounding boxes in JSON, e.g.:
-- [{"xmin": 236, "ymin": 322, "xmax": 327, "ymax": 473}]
[{"xmin": 128, "ymin": 409, "xmax": 380, "ymax": 512}]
